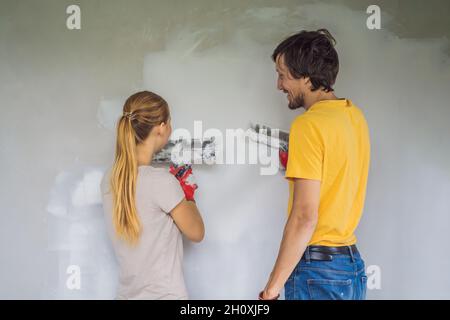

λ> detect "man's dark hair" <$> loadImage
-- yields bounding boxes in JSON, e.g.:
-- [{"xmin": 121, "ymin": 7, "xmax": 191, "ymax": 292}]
[{"xmin": 272, "ymin": 29, "xmax": 339, "ymax": 92}]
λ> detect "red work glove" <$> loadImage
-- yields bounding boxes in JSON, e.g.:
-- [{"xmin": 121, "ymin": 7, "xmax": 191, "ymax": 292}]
[
  {"xmin": 279, "ymin": 143, "xmax": 288, "ymax": 170},
  {"xmin": 169, "ymin": 164, "xmax": 198, "ymax": 202}
]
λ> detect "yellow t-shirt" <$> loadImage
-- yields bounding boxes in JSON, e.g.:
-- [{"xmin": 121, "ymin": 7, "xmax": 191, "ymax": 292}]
[{"xmin": 286, "ymin": 99, "xmax": 370, "ymax": 247}]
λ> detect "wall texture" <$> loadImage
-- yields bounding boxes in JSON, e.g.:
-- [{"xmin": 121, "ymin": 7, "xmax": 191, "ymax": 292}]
[{"xmin": 1, "ymin": 0, "xmax": 449, "ymax": 299}]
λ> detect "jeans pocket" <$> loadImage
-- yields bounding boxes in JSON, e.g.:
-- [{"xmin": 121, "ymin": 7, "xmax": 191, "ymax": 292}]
[{"xmin": 307, "ymin": 278, "xmax": 353, "ymax": 300}]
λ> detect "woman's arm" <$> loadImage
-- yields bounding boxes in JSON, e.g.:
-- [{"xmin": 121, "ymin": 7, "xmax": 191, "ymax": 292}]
[{"xmin": 170, "ymin": 199, "xmax": 205, "ymax": 243}]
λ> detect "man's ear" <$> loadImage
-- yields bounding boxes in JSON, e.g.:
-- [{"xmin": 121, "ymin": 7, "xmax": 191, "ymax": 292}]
[
  {"xmin": 302, "ymin": 77, "xmax": 314, "ymax": 91},
  {"xmin": 302, "ymin": 76, "xmax": 311, "ymax": 86}
]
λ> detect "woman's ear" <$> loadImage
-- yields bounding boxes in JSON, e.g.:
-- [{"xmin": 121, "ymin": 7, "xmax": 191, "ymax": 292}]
[{"xmin": 155, "ymin": 122, "xmax": 165, "ymax": 136}]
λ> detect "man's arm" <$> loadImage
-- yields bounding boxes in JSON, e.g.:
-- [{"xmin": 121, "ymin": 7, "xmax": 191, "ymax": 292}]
[{"xmin": 261, "ymin": 178, "xmax": 321, "ymax": 299}]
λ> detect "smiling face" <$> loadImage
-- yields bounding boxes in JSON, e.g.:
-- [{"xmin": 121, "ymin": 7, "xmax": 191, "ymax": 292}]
[{"xmin": 275, "ymin": 54, "xmax": 311, "ymax": 110}]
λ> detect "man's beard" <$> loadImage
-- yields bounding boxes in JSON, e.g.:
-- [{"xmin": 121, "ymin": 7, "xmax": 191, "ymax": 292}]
[{"xmin": 288, "ymin": 92, "xmax": 304, "ymax": 110}]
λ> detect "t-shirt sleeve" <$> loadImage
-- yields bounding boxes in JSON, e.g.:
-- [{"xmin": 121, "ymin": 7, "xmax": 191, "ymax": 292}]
[
  {"xmin": 285, "ymin": 117, "xmax": 323, "ymax": 181},
  {"xmin": 154, "ymin": 172, "xmax": 186, "ymax": 213}
]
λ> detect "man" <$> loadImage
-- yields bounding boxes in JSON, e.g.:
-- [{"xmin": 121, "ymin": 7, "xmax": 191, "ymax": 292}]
[{"xmin": 260, "ymin": 29, "xmax": 371, "ymax": 300}]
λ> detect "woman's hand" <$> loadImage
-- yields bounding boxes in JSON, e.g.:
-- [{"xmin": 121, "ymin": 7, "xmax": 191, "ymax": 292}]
[{"xmin": 169, "ymin": 163, "xmax": 198, "ymax": 201}]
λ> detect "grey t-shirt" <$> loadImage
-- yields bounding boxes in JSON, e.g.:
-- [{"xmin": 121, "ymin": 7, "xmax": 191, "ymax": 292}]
[{"xmin": 100, "ymin": 165, "xmax": 187, "ymax": 300}]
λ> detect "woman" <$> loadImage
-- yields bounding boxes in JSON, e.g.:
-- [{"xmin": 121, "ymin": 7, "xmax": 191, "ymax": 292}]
[{"xmin": 100, "ymin": 91, "xmax": 204, "ymax": 300}]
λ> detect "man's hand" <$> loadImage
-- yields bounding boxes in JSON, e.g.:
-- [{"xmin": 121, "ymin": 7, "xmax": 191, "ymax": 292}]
[
  {"xmin": 169, "ymin": 163, "xmax": 198, "ymax": 201},
  {"xmin": 258, "ymin": 289, "xmax": 280, "ymax": 300}
]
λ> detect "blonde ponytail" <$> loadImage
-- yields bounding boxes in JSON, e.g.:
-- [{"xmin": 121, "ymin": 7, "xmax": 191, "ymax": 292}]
[{"xmin": 110, "ymin": 91, "xmax": 169, "ymax": 245}]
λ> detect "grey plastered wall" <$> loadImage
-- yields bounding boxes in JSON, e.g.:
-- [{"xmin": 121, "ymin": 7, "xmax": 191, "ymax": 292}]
[{"xmin": 1, "ymin": 0, "xmax": 449, "ymax": 299}]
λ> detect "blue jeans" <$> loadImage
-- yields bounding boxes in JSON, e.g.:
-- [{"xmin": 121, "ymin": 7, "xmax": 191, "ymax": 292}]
[{"xmin": 284, "ymin": 247, "xmax": 367, "ymax": 300}]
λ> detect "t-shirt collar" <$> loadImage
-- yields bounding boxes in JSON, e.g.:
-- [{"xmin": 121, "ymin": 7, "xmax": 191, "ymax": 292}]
[{"xmin": 307, "ymin": 98, "xmax": 352, "ymax": 112}]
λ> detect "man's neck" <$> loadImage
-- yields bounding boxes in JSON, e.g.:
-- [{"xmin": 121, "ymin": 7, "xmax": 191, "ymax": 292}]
[{"xmin": 304, "ymin": 91, "xmax": 339, "ymax": 110}]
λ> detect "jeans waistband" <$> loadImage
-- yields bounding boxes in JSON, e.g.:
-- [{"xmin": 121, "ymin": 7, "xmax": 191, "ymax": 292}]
[{"xmin": 303, "ymin": 245, "xmax": 359, "ymax": 262}]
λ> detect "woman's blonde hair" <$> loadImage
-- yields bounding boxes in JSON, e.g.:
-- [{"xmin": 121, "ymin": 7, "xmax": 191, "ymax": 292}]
[{"xmin": 110, "ymin": 91, "xmax": 170, "ymax": 245}]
